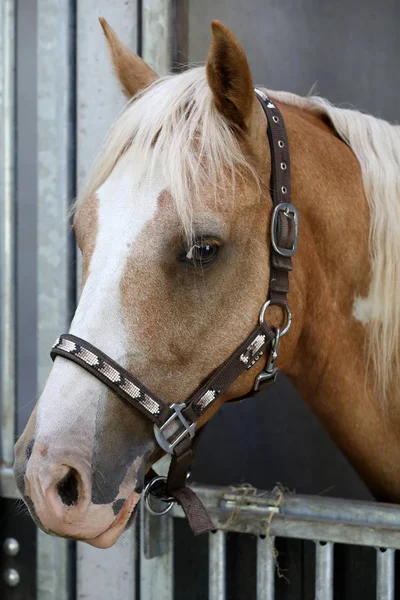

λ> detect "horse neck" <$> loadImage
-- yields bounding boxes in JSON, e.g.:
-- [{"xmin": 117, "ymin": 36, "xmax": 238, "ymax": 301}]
[{"xmin": 278, "ymin": 103, "xmax": 400, "ymax": 502}]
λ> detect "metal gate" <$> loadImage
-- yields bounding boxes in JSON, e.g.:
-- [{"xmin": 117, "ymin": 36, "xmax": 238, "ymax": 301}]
[
  {"xmin": 2, "ymin": 464, "xmax": 400, "ymax": 599},
  {"xmin": 141, "ymin": 482, "xmax": 400, "ymax": 600},
  {"xmin": 1, "ymin": 1, "xmax": 400, "ymax": 599}
]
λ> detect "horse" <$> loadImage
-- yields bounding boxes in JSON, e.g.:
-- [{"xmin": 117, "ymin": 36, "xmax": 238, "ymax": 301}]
[{"xmin": 13, "ymin": 18, "xmax": 400, "ymax": 548}]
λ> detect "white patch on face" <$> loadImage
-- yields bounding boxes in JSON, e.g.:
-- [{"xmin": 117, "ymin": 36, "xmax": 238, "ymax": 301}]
[{"xmin": 36, "ymin": 147, "xmax": 165, "ymax": 443}]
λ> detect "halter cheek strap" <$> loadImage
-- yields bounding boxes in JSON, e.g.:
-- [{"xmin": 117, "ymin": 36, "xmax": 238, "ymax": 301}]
[{"xmin": 50, "ymin": 90, "xmax": 298, "ymax": 536}]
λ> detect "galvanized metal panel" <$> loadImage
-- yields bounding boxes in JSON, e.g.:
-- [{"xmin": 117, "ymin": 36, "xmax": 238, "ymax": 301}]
[
  {"xmin": 36, "ymin": 1, "xmax": 76, "ymax": 599},
  {"xmin": 140, "ymin": 502, "xmax": 174, "ymax": 600},
  {"xmin": 315, "ymin": 541, "xmax": 333, "ymax": 600},
  {"xmin": 0, "ymin": 465, "xmax": 20, "ymax": 498},
  {"xmin": 76, "ymin": 0, "xmax": 137, "ymax": 190},
  {"xmin": 140, "ymin": 456, "xmax": 173, "ymax": 599},
  {"xmin": 142, "ymin": 0, "xmax": 171, "ymax": 75},
  {"xmin": 37, "ymin": 0, "xmax": 75, "ymax": 391},
  {"xmin": 257, "ymin": 536, "xmax": 275, "ymax": 600},
  {"xmin": 0, "ymin": 0, "xmax": 16, "ymax": 467},
  {"xmin": 376, "ymin": 548, "xmax": 395, "ymax": 600},
  {"xmin": 209, "ymin": 530, "xmax": 226, "ymax": 600},
  {"xmin": 76, "ymin": 3, "xmax": 138, "ymax": 597},
  {"xmin": 77, "ymin": 529, "xmax": 137, "ymax": 600},
  {"xmin": 172, "ymin": 485, "xmax": 400, "ymax": 549}
]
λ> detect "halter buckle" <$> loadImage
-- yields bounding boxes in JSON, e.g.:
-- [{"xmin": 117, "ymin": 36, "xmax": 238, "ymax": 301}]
[
  {"xmin": 271, "ymin": 203, "xmax": 298, "ymax": 257},
  {"xmin": 154, "ymin": 403, "xmax": 196, "ymax": 455}
]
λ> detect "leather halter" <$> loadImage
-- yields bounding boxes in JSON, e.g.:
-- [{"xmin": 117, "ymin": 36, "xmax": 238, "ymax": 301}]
[{"xmin": 50, "ymin": 89, "xmax": 298, "ymax": 535}]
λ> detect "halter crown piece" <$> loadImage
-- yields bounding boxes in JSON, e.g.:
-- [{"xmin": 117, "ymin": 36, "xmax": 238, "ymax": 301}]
[{"xmin": 51, "ymin": 90, "xmax": 298, "ymax": 535}]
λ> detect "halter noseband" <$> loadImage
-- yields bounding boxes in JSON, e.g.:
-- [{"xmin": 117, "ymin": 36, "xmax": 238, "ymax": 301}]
[{"xmin": 50, "ymin": 89, "xmax": 298, "ymax": 535}]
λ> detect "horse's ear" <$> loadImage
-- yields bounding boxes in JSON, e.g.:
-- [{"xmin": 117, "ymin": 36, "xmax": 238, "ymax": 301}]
[
  {"xmin": 99, "ymin": 18, "xmax": 158, "ymax": 98},
  {"xmin": 206, "ymin": 21, "xmax": 254, "ymax": 130}
]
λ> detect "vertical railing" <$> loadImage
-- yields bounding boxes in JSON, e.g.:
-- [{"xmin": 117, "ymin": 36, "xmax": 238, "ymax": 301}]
[
  {"xmin": 0, "ymin": 0, "xmax": 16, "ymax": 468},
  {"xmin": 315, "ymin": 541, "xmax": 334, "ymax": 600},
  {"xmin": 36, "ymin": 1, "xmax": 76, "ymax": 598},
  {"xmin": 142, "ymin": 0, "xmax": 171, "ymax": 75},
  {"xmin": 376, "ymin": 548, "xmax": 395, "ymax": 600},
  {"xmin": 209, "ymin": 530, "xmax": 226, "ymax": 600},
  {"xmin": 140, "ymin": 455, "xmax": 174, "ymax": 599},
  {"xmin": 257, "ymin": 536, "xmax": 275, "ymax": 600},
  {"xmin": 140, "ymin": 498, "xmax": 174, "ymax": 599}
]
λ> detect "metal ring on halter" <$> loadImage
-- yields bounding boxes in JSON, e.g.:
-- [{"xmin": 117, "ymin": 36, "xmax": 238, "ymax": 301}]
[
  {"xmin": 259, "ymin": 300, "xmax": 292, "ymax": 336},
  {"xmin": 143, "ymin": 476, "xmax": 175, "ymax": 516}
]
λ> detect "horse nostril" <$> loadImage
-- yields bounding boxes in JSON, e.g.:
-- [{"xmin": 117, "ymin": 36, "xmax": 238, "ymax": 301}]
[{"xmin": 56, "ymin": 468, "xmax": 80, "ymax": 506}]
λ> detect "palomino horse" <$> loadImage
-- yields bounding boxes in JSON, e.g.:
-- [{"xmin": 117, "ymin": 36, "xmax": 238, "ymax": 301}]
[{"xmin": 14, "ymin": 19, "xmax": 400, "ymax": 547}]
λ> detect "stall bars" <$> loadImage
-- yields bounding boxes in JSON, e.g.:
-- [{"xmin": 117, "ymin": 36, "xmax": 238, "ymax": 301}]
[
  {"xmin": 142, "ymin": 483, "xmax": 400, "ymax": 600},
  {"xmin": 1, "ymin": 448, "xmax": 399, "ymax": 599}
]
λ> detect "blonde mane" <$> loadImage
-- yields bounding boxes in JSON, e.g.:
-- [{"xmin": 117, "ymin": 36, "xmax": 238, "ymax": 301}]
[
  {"xmin": 78, "ymin": 66, "xmax": 400, "ymax": 404},
  {"xmin": 271, "ymin": 89, "xmax": 400, "ymax": 404},
  {"xmin": 76, "ymin": 66, "xmax": 257, "ymax": 238}
]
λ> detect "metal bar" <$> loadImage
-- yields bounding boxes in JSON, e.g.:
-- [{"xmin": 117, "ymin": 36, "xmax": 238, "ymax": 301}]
[
  {"xmin": 209, "ymin": 530, "xmax": 226, "ymax": 600},
  {"xmin": 140, "ymin": 498, "xmax": 174, "ymax": 599},
  {"xmin": 0, "ymin": 465, "xmax": 20, "ymax": 498},
  {"xmin": 315, "ymin": 541, "xmax": 333, "ymax": 600},
  {"xmin": 170, "ymin": 0, "xmax": 188, "ymax": 72},
  {"xmin": 75, "ymin": 4, "xmax": 139, "ymax": 598},
  {"xmin": 0, "ymin": 0, "xmax": 16, "ymax": 467},
  {"xmin": 257, "ymin": 536, "xmax": 275, "ymax": 600},
  {"xmin": 142, "ymin": 0, "xmax": 172, "ymax": 75},
  {"xmin": 376, "ymin": 548, "xmax": 395, "ymax": 600},
  {"xmin": 171, "ymin": 485, "xmax": 400, "ymax": 549},
  {"xmin": 36, "ymin": 1, "xmax": 76, "ymax": 598},
  {"xmin": 77, "ymin": 527, "xmax": 137, "ymax": 600},
  {"xmin": 140, "ymin": 456, "xmax": 173, "ymax": 599},
  {"xmin": 37, "ymin": 0, "xmax": 76, "ymax": 390},
  {"xmin": 75, "ymin": 0, "xmax": 138, "ymax": 293}
]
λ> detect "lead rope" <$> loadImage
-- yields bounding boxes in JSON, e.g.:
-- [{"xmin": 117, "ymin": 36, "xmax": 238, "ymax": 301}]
[{"xmin": 50, "ymin": 90, "xmax": 298, "ymax": 535}]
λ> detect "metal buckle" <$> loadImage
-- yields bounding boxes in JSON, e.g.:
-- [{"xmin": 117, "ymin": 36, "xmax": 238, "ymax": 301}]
[
  {"xmin": 271, "ymin": 203, "xmax": 298, "ymax": 257},
  {"xmin": 143, "ymin": 476, "xmax": 175, "ymax": 516},
  {"xmin": 253, "ymin": 328, "xmax": 281, "ymax": 391},
  {"xmin": 259, "ymin": 300, "xmax": 292, "ymax": 337},
  {"xmin": 154, "ymin": 403, "xmax": 196, "ymax": 455}
]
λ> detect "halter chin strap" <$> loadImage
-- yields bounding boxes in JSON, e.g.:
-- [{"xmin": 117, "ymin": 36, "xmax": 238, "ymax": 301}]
[{"xmin": 50, "ymin": 90, "xmax": 298, "ymax": 536}]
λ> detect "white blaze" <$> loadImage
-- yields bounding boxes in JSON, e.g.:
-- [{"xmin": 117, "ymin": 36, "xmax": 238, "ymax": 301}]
[{"xmin": 36, "ymin": 148, "xmax": 163, "ymax": 440}]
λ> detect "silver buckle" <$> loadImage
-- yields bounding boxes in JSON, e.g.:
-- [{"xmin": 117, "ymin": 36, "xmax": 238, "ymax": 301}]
[
  {"xmin": 154, "ymin": 403, "xmax": 196, "ymax": 455},
  {"xmin": 271, "ymin": 203, "xmax": 298, "ymax": 257}
]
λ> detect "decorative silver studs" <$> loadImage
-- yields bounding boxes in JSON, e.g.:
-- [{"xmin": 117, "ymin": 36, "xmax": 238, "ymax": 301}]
[
  {"xmin": 59, "ymin": 338, "xmax": 77, "ymax": 353},
  {"xmin": 281, "ymin": 186, "xmax": 288, "ymax": 194},
  {"xmin": 77, "ymin": 347, "xmax": 100, "ymax": 367},
  {"xmin": 98, "ymin": 362, "xmax": 121, "ymax": 382},
  {"xmin": 272, "ymin": 116, "xmax": 279, "ymax": 123},
  {"xmin": 141, "ymin": 395, "xmax": 161, "ymax": 415},
  {"xmin": 120, "ymin": 379, "xmax": 141, "ymax": 399},
  {"xmin": 240, "ymin": 334, "xmax": 266, "ymax": 365},
  {"xmin": 278, "ymin": 140, "xmax": 284, "ymax": 148},
  {"xmin": 281, "ymin": 162, "xmax": 287, "ymax": 171},
  {"xmin": 198, "ymin": 390, "xmax": 217, "ymax": 409}
]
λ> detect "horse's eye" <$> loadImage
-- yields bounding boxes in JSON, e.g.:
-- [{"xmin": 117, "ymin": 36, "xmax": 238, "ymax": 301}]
[{"xmin": 185, "ymin": 241, "xmax": 219, "ymax": 265}]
